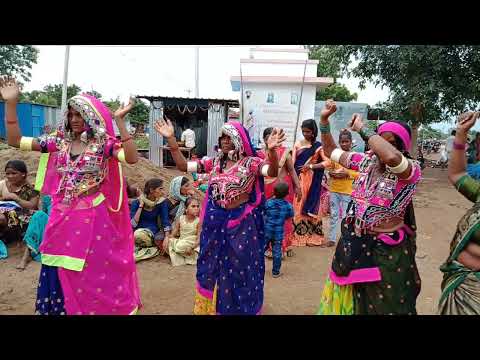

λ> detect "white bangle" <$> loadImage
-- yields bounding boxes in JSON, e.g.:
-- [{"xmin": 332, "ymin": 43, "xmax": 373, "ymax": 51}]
[
  {"xmin": 330, "ymin": 148, "xmax": 345, "ymax": 163},
  {"xmin": 261, "ymin": 164, "xmax": 270, "ymax": 177},
  {"xmin": 387, "ymin": 155, "xmax": 409, "ymax": 174},
  {"xmin": 187, "ymin": 161, "xmax": 198, "ymax": 173}
]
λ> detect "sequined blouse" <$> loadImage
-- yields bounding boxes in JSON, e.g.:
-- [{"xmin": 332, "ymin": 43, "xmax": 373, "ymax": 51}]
[
  {"xmin": 345, "ymin": 151, "xmax": 422, "ymax": 231},
  {"xmin": 37, "ymin": 132, "xmax": 122, "ymax": 201},
  {"xmin": 192, "ymin": 156, "xmax": 266, "ymax": 208}
]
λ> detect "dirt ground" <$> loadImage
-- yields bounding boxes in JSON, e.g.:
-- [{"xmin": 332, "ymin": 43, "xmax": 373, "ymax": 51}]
[{"xmin": 0, "ymin": 151, "xmax": 470, "ymax": 315}]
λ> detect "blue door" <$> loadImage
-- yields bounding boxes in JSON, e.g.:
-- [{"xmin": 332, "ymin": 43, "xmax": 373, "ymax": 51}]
[
  {"xmin": 0, "ymin": 102, "xmax": 5, "ymax": 138},
  {"xmin": 31, "ymin": 105, "xmax": 45, "ymax": 137}
]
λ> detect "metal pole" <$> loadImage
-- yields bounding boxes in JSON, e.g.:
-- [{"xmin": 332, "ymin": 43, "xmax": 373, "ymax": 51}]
[
  {"xmin": 292, "ymin": 60, "xmax": 307, "ymax": 146},
  {"xmin": 240, "ymin": 63, "xmax": 244, "ymax": 125},
  {"xmin": 194, "ymin": 46, "xmax": 200, "ymax": 98},
  {"xmin": 61, "ymin": 45, "xmax": 71, "ymax": 112}
]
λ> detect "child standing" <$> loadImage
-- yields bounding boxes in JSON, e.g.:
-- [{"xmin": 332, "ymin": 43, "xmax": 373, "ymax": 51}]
[
  {"xmin": 265, "ymin": 182, "xmax": 294, "ymax": 278},
  {"xmin": 167, "ymin": 197, "xmax": 201, "ymax": 266},
  {"xmin": 325, "ymin": 129, "xmax": 358, "ymax": 247}
]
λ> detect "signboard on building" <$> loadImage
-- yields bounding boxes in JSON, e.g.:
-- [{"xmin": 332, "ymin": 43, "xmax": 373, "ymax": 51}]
[
  {"xmin": 242, "ymin": 85, "xmax": 316, "ymax": 149},
  {"xmin": 314, "ymin": 100, "xmax": 369, "ymax": 152}
]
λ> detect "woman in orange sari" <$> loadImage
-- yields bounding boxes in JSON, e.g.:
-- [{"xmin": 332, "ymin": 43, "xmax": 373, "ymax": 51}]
[
  {"xmin": 292, "ymin": 119, "xmax": 329, "ymax": 246},
  {"xmin": 258, "ymin": 127, "xmax": 302, "ymax": 257}
]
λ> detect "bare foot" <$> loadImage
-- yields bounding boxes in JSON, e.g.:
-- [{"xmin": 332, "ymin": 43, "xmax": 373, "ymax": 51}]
[
  {"xmin": 16, "ymin": 262, "xmax": 26, "ymax": 270},
  {"xmin": 16, "ymin": 247, "xmax": 29, "ymax": 270}
]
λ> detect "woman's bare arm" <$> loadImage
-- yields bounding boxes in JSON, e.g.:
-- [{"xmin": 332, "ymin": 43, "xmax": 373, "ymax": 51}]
[
  {"xmin": 154, "ymin": 117, "xmax": 189, "ymax": 172},
  {"xmin": 113, "ymin": 99, "xmax": 138, "ymax": 164},
  {"xmin": 448, "ymin": 112, "xmax": 478, "ymax": 186},
  {"xmin": 1, "ymin": 77, "xmax": 41, "ymax": 151},
  {"xmin": 349, "ymin": 114, "xmax": 412, "ymax": 180}
]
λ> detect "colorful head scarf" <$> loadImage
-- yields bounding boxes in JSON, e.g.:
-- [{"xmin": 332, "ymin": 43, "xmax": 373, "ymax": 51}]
[
  {"xmin": 169, "ymin": 176, "xmax": 189, "ymax": 221},
  {"xmin": 378, "ymin": 121, "xmax": 412, "ymax": 152}
]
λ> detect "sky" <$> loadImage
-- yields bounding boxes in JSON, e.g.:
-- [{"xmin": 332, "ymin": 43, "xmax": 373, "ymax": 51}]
[{"xmin": 24, "ymin": 45, "xmax": 457, "ymax": 132}]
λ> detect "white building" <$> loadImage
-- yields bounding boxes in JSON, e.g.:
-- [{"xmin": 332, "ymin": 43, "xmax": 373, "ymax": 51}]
[{"xmin": 230, "ymin": 47, "xmax": 333, "ymax": 149}]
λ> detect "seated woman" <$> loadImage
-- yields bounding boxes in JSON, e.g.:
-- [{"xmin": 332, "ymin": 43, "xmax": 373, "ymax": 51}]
[
  {"xmin": 0, "ymin": 160, "xmax": 39, "ymax": 257},
  {"xmin": 439, "ymin": 112, "xmax": 480, "ymax": 314},
  {"xmin": 130, "ymin": 178, "xmax": 172, "ymax": 262},
  {"xmin": 167, "ymin": 176, "xmax": 195, "ymax": 222},
  {"xmin": 167, "ymin": 197, "xmax": 201, "ymax": 266},
  {"xmin": 17, "ymin": 194, "xmax": 52, "ymax": 270},
  {"xmin": 126, "ymin": 179, "xmax": 141, "ymax": 206}
]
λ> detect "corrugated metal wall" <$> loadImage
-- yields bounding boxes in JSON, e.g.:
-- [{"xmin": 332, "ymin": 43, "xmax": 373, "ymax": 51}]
[
  {"xmin": 146, "ymin": 100, "xmax": 228, "ymax": 165},
  {"xmin": 0, "ymin": 102, "xmax": 59, "ymax": 138},
  {"xmin": 44, "ymin": 106, "xmax": 61, "ymax": 131},
  {"xmin": 207, "ymin": 103, "xmax": 226, "ymax": 157},
  {"xmin": 148, "ymin": 101, "xmax": 164, "ymax": 166}
]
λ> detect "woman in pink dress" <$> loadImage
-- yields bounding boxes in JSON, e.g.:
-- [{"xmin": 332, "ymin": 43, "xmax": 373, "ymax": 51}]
[{"xmin": 1, "ymin": 76, "xmax": 141, "ymax": 315}]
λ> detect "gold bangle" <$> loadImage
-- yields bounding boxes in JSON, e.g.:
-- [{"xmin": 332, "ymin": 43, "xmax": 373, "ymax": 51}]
[
  {"xmin": 19, "ymin": 137, "xmax": 34, "ymax": 151},
  {"xmin": 116, "ymin": 149, "xmax": 126, "ymax": 163}
]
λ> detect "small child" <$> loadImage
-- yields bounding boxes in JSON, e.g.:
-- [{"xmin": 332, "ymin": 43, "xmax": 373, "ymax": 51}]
[
  {"xmin": 264, "ymin": 182, "xmax": 294, "ymax": 278},
  {"xmin": 167, "ymin": 197, "xmax": 201, "ymax": 266}
]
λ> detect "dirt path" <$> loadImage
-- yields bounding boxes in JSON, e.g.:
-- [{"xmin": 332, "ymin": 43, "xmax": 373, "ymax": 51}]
[{"xmin": 0, "ymin": 165, "xmax": 469, "ymax": 315}]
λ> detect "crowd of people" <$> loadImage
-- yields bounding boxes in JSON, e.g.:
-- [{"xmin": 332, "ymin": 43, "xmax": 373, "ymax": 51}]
[{"xmin": 1, "ymin": 74, "xmax": 480, "ymax": 315}]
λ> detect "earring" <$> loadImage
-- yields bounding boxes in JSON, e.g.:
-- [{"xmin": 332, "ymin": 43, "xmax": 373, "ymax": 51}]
[{"xmin": 80, "ymin": 131, "xmax": 88, "ymax": 144}]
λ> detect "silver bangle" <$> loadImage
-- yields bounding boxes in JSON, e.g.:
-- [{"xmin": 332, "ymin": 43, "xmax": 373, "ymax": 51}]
[{"xmin": 261, "ymin": 164, "xmax": 270, "ymax": 177}]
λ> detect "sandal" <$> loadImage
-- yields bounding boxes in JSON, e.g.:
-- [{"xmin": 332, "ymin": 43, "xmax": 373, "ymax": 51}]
[{"xmin": 286, "ymin": 250, "xmax": 295, "ymax": 257}]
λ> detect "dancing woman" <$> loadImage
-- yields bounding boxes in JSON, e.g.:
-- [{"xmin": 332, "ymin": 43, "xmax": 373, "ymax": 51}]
[
  {"xmin": 439, "ymin": 111, "xmax": 480, "ymax": 314},
  {"xmin": 318, "ymin": 99, "xmax": 422, "ymax": 315},
  {"xmin": 258, "ymin": 127, "xmax": 301, "ymax": 257},
  {"xmin": 1, "ymin": 76, "xmax": 141, "ymax": 315},
  {"xmin": 155, "ymin": 117, "xmax": 285, "ymax": 315}
]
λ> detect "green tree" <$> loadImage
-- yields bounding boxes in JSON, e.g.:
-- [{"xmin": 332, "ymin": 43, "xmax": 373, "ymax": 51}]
[
  {"xmin": 418, "ymin": 125, "xmax": 447, "ymax": 140},
  {"xmin": 332, "ymin": 45, "xmax": 480, "ymax": 156},
  {"xmin": 104, "ymin": 98, "xmax": 121, "ymax": 113},
  {"xmin": 128, "ymin": 99, "xmax": 150, "ymax": 125},
  {"xmin": 19, "ymin": 90, "xmax": 57, "ymax": 106},
  {"xmin": 0, "ymin": 45, "xmax": 39, "ymax": 82},
  {"xmin": 307, "ymin": 45, "xmax": 358, "ymax": 102},
  {"xmin": 317, "ymin": 83, "xmax": 358, "ymax": 102},
  {"xmin": 42, "ymin": 84, "xmax": 82, "ymax": 107},
  {"xmin": 19, "ymin": 83, "xmax": 82, "ymax": 107},
  {"xmin": 86, "ymin": 90, "xmax": 102, "ymax": 99}
]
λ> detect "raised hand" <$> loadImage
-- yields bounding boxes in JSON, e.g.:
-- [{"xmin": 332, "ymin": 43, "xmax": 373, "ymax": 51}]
[
  {"xmin": 348, "ymin": 113, "xmax": 364, "ymax": 133},
  {"xmin": 154, "ymin": 116, "xmax": 175, "ymax": 139},
  {"xmin": 457, "ymin": 112, "xmax": 479, "ymax": 134},
  {"xmin": 114, "ymin": 97, "xmax": 136, "ymax": 120},
  {"xmin": 320, "ymin": 99, "xmax": 337, "ymax": 120},
  {"xmin": 0, "ymin": 76, "xmax": 22, "ymax": 102},
  {"xmin": 266, "ymin": 128, "xmax": 286, "ymax": 150}
]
